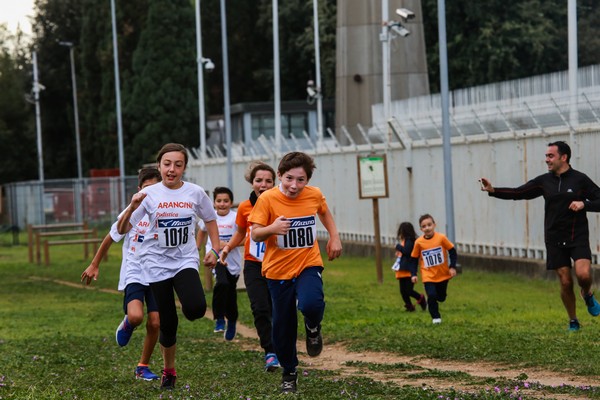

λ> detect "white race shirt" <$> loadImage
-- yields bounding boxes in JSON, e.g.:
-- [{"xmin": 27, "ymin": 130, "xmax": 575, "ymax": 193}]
[
  {"xmin": 198, "ymin": 209, "xmax": 242, "ymax": 276},
  {"xmin": 128, "ymin": 181, "xmax": 217, "ymax": 283}
]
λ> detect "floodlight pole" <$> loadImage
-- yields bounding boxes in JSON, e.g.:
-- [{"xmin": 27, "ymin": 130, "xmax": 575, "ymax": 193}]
[{"xmin": 312, "ymin": 0, "xmax": 324, "ymax": 148}]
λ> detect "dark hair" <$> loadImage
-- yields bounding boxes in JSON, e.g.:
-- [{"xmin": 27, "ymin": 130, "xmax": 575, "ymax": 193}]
[
  {"xmin": 245, "ymin": 161, "xmax": 275, "ymax": 183},
  {"xmin": 137, "ymin": 167, "xmax": 161, "ymax": 188},
  {"xmin": 548, "ymin": 141, "xmax": 571, "ymax": 163},
  {"xmin": 213, "ymin": 186, "xmax": 233, "ymax": 202},
  {"xmin": 156, "ymin": 143, "xmax": 188, "ymax": 166},
  {"xmin": 278, "ymin": 152, "xmax": 316, "ymax": 180},
  {"xmin": 397, "ymin": 222, "xmax": 417, "ymax": 241},
  {"xmin": 418, "ymin": 214, "xmax": 435, "ymax": 225}
]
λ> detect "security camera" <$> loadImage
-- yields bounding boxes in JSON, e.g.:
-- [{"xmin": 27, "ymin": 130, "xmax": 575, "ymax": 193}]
[
  {"xmin": 396, "ymin": 8, "xmax": 415, "ymax": 20},
  {"xmin": 391, "ymin": 24, "xmax": 410, "ymax": 37},
  {"xmin": 202, "ymin": 58, "xmax": 215, "ymax": 72}
]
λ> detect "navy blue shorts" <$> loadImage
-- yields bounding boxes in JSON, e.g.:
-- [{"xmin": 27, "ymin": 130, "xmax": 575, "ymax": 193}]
[
  {"xmin": 123, "ymin": 283, "xmax": 159, "ymax": 314},
  {"xmin": 546, "ymin": 244, "xmax": 591, "ymax": 270}
]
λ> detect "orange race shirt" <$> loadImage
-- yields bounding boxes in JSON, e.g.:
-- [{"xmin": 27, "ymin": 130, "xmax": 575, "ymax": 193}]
[
  {"xmin": 411, "ymin": 232, "xmax": 454, "ymax": 283},
  {"xmin": 395, "ymin": 240, "xmax": 411, "ymax": 279},
  {"xmin": 248, "ymin": 186, "xmax": 327, "ymax": 280},
  {"xmin": 236, "ymin": 199, "xmax": 266, "ymax": 262}
]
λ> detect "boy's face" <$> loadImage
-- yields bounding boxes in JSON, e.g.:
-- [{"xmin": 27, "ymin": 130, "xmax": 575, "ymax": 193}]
[
  {"xmin": 419, "ymin": 218, "xmax": 436, "ymax": 239},
  {"xmin": 252, "ymin": 170, "xmax": 274, "ymax": 197},
  {"xmin": 214, "ymin": 193, "xmax": 232, "ymax": 216},
  {"xmin": 138, "ymin": 178, "xmax": 159, "ymax": 191},
  {"xmin": 278, "ymin": 166, "xmax": 308, "ymax": 199}
]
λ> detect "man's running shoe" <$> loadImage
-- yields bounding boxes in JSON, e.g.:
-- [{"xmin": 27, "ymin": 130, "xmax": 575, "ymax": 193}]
[
  {"xmin": 305, "ymin": 324, "xmax": 322, "ymax": 357},
  {"xmin": 582, "ymin": 291, "xmax": 600, "ymax": 317},
  {"xmin": 265, "ymin": 353, "xmax": 280, "ymax": 372},
  {"xmin": 281, "ymin": 371, "xmax": 297, "ymax": 393},
  {"xmin": 116, "ymin": 316, "xmax": 134, "ymax": 347},
  {"xmin": 134, "ymin": 365, "xmax": 159, "ymax": 381},
  {"xmin": 417, "ymin": 294, "xmax": 427, "ymax": 311},
  {"xmin": 160, "ymin": 371, "xmax": 177, "ymax": 390},
  {"xmin": 432, "ymin": 318, "xmax": 442, "ymax": 324},
  {"xmin": 214, "ymin": 319, "xmax": 226, "ymax": 333},
  {"xmin": 569, "ymin": 319, "xmax": 581, "ymax": 332},
  {"xmin": 224, "ymin": 320, "xmax": 236, "ymax": 341}
]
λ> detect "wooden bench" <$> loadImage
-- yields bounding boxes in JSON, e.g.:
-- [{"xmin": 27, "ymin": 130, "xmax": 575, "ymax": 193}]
[
  {"xmin": 28, "ymin": 222, "xmax": 87, "ymax": 263},
  {"xmin": 35, "ymin": 229, "xmax": 97, "ymax": 265},
  {"xmin": 43, "ymin": 238, "xmax": 105, "ymax": 266}
]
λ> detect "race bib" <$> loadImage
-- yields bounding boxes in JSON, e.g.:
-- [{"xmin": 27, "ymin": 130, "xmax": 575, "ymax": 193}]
[
  {"xmin": 276, "ymin": 216, "xmax": 317, "ymax": 250},
  {"xmin": 158, "ymin": 217, "xmax": 192, "ymax": 248},
  {"xmin": 422, "ymin": 246, "xmax": 444, "ymax": 268}
]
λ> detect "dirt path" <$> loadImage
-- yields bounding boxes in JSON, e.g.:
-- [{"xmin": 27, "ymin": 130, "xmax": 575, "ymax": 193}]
[{"xmin": 35, "ymin": 276, "xmax": 596, "ymax": 398}]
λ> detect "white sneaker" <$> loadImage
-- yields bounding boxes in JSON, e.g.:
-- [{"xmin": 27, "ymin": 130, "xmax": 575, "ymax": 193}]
[{"xmin": 432, "ymin": 318, "xmax": 442, "ymax": 324}]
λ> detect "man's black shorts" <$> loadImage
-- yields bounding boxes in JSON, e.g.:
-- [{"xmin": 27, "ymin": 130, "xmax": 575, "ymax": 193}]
[{"xmin": 546, "ymin": 244, "xmax": 592, "ymax": 270}]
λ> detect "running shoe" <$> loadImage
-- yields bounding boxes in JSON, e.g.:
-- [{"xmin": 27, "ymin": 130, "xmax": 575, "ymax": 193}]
[
  {"xmin": 417, "ymin": 294, "xmax": 427, "ymax": 311},
  {"xmin": 265, "ymin": 353, "xmax": 280, "ymax": 372},
  {"xmin": 214, "ymin": 319, "xmax": 226, "ymax": 333},
  {"xmin": 582, "ymin": 291, "xmax": 600, "ymax": 317},
  {"xmin": 115, "ymin": 316, "xmax": 134, "ymax": 347},
  {"xmin": 135, "ymin": 365, "xmax": 159, "ymax": 381},
  {"xmin": 160, "ymin": 371, "xmax": 177, "ymax": 390},
  {"xmin": 305, "ymin": 324, "xmax": 322, "ymax": 357},
  {"xmin": 224, "ymin": 320, "xmax": 236, "ymax": 341},
  {"xmin": 281, "ymin": 371, "xmax": 297, "ymax": 393},
  {"xmin": 404, "ymin": 303, "xmax": 416, "ymax": 312},
  {"xmin": 432, "ymin": 318, "xmax": 442, "ymax": 324},
  {"xmin": 569, "ymin": 319, "xmax": 581, "ymax": 332}
]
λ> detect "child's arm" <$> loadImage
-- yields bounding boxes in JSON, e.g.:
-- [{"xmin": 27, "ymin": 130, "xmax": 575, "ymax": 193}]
[
  {"xmin": 448, "ymin": 247, "xmax": 458, "ymax": 277},
  {"xmin": 318, "ymin": 208, "xmax": 342, "ymax": 261},
  {"xmin": 81, "ymin": 233, "xmax": 114, "ymax": 285},
  {"xmin": 202, "ymin": 220, "xmax": 220, "ymax": 268},
  {"xmin": 117, "ymin": 193, "xmax": 145, "ymax": 234},
  {"xmin": 221, "ymin": 226, "xmax": 246, "ymax": 264},
  {"xmin": 251, "ymin": 216, "xmax": 291, "ymax": 242}
]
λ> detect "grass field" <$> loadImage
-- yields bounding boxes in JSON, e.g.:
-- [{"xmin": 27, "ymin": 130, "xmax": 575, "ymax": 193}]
[{"xmin": 1, "ymin": 232, "xmax": 599, "ymax": 399}]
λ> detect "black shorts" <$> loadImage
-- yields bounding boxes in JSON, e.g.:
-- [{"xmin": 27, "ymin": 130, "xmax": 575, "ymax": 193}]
[
  {"xmin": 123, "ymin": 283, "xmax": 159, "ymax": 314},
  {"xmin": 545, "ymin": 244, "xmax": 592, "ymax": 270}
]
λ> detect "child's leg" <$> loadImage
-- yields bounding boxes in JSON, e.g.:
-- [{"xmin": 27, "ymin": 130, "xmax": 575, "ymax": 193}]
[
  {"xmin": 212, "ymin": 263, "xmax": 229, "ymax": 320},
  {"xmin": 296, "ymin": 267, "xmax": 325, "ymax": 330},
  {"xmin": 139, "ymin": 287, "xmax": 160, "ymax": 365},
  {"xmin": 267, "ymin": 278, "xmax": 298, "ymax": 374},
  {"xmin": 149, "ymin": 278, "xmax": 178, "ymax": 370},
  {"xmin": 398, "ymin": 278, "xmax": 414, "ymax": 307},
  {"xmin": 173, "ymin": 268, "xmax": 207, "ymax": 321},
  {"xmin": 244, "ymin": 261, "xmax": 275, "ymax": 354},
  {"xmin": 424, "ymin": 282, "xmax": 441, "ymax": 319},
  {"xmin": 436, "ymin": 280, "xmax": 449, "ymax": 303},
  {"xmin": 224, "ymin": 270, "xmax": 240, "ymax": 322}
]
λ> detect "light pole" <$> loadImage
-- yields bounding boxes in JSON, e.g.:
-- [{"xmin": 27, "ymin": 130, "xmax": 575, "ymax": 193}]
[
  {"xmin": 220, "ymin": 0, "xmax": 233, "ymax": 189},
  {"xmin": 110, "ymin": 0, "xmax": 126, "ymax": 210},
  {"xmin": 273, "ymin": 0, "xmax": 282, "ymax": 153},
  {"xmin": 32, "ymin": 51, "xmax": 44, "ymax": 183},
  {"xmin": 195, "ymin": 0, "xmax": 215, "ymax": 160},
  {"xmin": 58, "ymin": 41, "xmax": 83, "ymax": 180},
  {"xmin": 312, "ymin": 0, "xmax": 323, "ymax": 148}
]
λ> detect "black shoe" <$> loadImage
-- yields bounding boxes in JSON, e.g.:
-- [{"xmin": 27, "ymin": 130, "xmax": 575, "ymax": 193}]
[
  {"xmin": 305, "ymin": 324, "xmax": 323, "ymax": 357},
  {"xmin": 160, "ymin": 371, "xmax": 176, "ymax": 390},
  {"xmin": 281, "ymin": 371, "xmax": 297, "ymax": 393}
]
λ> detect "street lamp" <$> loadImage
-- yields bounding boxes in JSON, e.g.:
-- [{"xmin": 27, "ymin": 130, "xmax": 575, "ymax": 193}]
[
  {"xmin": 58, "ymin": 41, "xmax": 82, "ymax": 180},
  {"xmin": 195, "ymin": 0, "xmax": 215, "ymax": 160}
]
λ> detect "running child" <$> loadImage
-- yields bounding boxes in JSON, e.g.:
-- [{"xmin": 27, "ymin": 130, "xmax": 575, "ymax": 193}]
[
  {"xmin": 196, "ymin": 186, "xmax": 242, "ymax": 341},
  {"xmin": 117, "ymin": 143, "xmax": 220, "ymax": 390},
  {"xmin": 392, "ymin": 221, "xmax": 426, "ymax": 312},
  {"xmin": 249, "ymin": 152, "xmax": 342, "ymax": 393},
  {"xmin": 220, "ymin": 161, "xmax": 280, "ymax": 371},
  {"xmin": 81, "ymin": 167, "xmax": 161, "ymax": 381},
  {"xmin": 410, "ymin": 214, "xmax": 457, "ymax": 324}
]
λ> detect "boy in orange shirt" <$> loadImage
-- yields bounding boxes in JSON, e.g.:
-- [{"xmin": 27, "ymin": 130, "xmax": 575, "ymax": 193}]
[
  {"xmin": 410, "ymin": 214, "xmax": 457, "ymax": 324},
  {"xmin": 249, "ymin": 152, "xmax": 342, "ymax": 394}
]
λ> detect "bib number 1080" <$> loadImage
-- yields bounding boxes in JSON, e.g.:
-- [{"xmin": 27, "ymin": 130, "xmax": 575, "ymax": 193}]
[
  {"xmin": 162, "ymin": 227, "xmax": 189, "ymax": 247},
  {"xmin": 282, "ymin": 227, "xmax": 314, "ymax": 248}
]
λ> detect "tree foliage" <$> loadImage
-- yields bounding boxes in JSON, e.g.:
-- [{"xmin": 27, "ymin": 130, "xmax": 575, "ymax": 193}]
[{"xmin": 0, "ymin": 0, "xmax": 599, "ymax": 184}]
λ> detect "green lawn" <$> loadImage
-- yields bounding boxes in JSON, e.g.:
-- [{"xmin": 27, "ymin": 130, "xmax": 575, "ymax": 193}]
[{"xmin": 1, "ymin": 232, "xmax": 599, "ymax": 399}]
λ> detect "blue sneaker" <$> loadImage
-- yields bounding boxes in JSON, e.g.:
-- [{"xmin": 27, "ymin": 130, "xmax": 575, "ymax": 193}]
[
  {"xmin": 116, "ymin": 316, "xmax": 134, "ymax": 347},
  {"xmin": 265, "ymin": 353, "xmax": 280, "ymax": 372},
  {"xmin": 214, "ymin": 319, "xmax": 225, "ymax": 333},
  {"xmin": 135, "ymin": 365, "xmax": 159, "ymax": 381},
  {"xmin": 224, "ymin": 320, "xmax": 236, "ymax": 341},
  {"xmin": 569, "ymin": 319, "xmax": 581, "ymax": 332},
  {"xmin": 583, "ymin": 291, "xmax": 600, "ymax": 317}
]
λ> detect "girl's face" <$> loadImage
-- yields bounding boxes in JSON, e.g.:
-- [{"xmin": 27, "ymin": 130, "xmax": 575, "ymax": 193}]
[
  {"xmin": 278, "ymin": 167, "xmax": 308, "ymax": 199},
  {"xmin": 159, "ymin": 151, "xmax": 186, "ymax": 189},
  {"xmin": 252, "ymin": 169, "xmax": 274, "ymax": 197},
  {"xmin": 214, "ymin": 193, "xmax": 232, "ymax": 216},
  {"xmin": 419, "ymin": 218, "xmax": 436, "ymax": 239}
]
